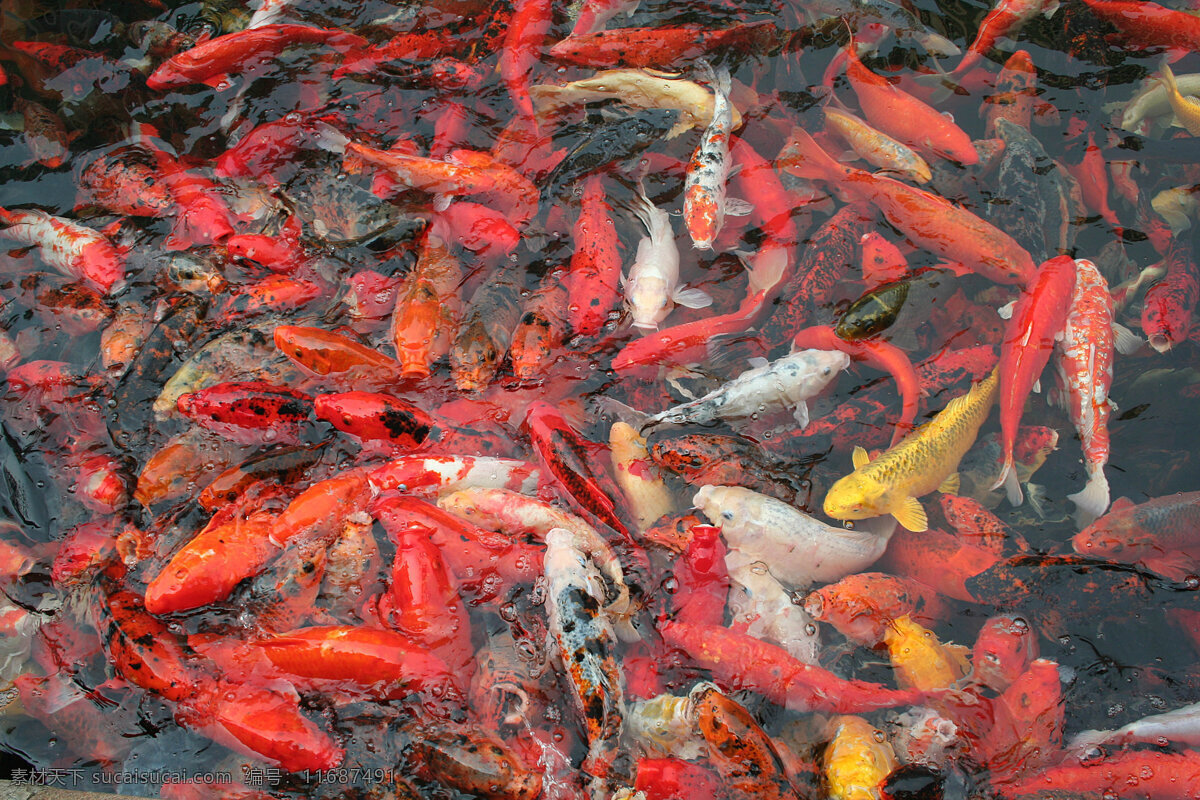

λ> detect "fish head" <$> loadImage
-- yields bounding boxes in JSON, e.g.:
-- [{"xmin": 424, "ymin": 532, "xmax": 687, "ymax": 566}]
[
  {"xmin": 626, "ymin": 274, "xmax": 670, "ymax": 331},
  {"xmin": 1014, "ymin": 425, "xmax": 1058, "ymax": 477},
  {"xmin": 1070, "ymin": 521, "xmax": 1144, "ymax": 558},
  {"xmin": 823, "ymin": 472, "xmax": 884, "ymax": 521},
  {"xmin": 971, "ymin": 614, "xmax": 1038, "ymax": 692}
]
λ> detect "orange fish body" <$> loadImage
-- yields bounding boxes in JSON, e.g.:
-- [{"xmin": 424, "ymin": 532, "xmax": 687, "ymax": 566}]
[
  {"xmin": 780, "ymin": 128, "xmax": 1034, "ymax": 286},
  {"xmin": 845, "ymin": 44, "xmax": 978, "ymax": 165}
]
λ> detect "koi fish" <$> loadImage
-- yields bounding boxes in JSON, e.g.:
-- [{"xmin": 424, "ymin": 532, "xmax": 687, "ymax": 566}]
[
  {"xmin": 779, "ymin": 128, "xmax": 1035, "ymax": 286},
  {"xmin": 694, "ymin": 484, "xmax": 894, "ymax": 587},
  {"xmin": 843, "ymin": 42, "xmax": 978, "ymax": 166},
  {"xmin": 564, "ymin": 175, "xmax": 623, "ymax": 338},
  {"xmin": 1072, "ymin": 491, "xmax": 1200, "ymax": 579},
  {"xmin": 624, "ymin": 184, "xmax": 711, "ymax": 331},
  {"xmin": 991, "ymin": 255, "xmax": 1077, "ymax": 502},
  {"xmin": 531, "ymin": 69, "xmax": 741, "ymax": 138},
  {"xmin": 1142, "ymin": 245, "xmax": 1200, "ymax": 352},
  {"xmin": 823, "ymin": 367, "xmax": 999, "ymax": 532},
  {"xmin": 543, "ymin": 527, "xmax": 625, "ymax": 779},
  {"xmin": 0, "ymin": 207, "xmax": 124, "ymax": 294},
  {"xmin": 146, "ymin": 24, "xmax": 367, "ymax": 89},
  {"xmin": 637, "ymin": 348, "xmax": 850, "ymax": 431},
  {"xmin": 683, "ymin": 63, "xmax": 749, "ymax": 250},
  {"xmin": 822, "ymin": 106, "xmax": 932, "ymax": 184},
  {"xmin": 823, "ymin": 715, "xmax": 898, "ymax": 800},
  {"xmin": 954, "ymin": 0, "xmax": 1060, "ymax": 76},
  {"xmin": 1053, "ymin": 259, "xmax": 1118, "ymax": 525}
]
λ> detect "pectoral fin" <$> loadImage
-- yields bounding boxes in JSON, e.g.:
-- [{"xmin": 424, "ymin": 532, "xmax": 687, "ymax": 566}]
[
  {"xmin": 673, "ymin": 286, "xmax": 713, "ymax": 309},
  {"xmin": 852, "ymin": 445, "xmax": 870, "ymax": 470},
  {"xmin": 725, "ymin": 197, "xmax": 754, "ymax": 216},
  {"xmin": 938, "ymin": 472, "xmax": 960, "ymax": 495},
  {"xmin": 893, "ymin": 496, "xmax": 928, "ymax": 532},
  {"xmin": 793, "ymin": 401, "xmax": 810, "ymax": 430}
]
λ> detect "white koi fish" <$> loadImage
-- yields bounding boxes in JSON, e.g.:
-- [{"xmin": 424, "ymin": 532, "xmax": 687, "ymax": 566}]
[{"xmin": 624, "ymin": 185, "xmax": 711, "ymax": 331}]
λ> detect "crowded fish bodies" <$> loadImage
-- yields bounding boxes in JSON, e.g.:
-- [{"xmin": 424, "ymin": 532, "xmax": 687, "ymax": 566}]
[{"xmin": 0, "ymin": 0, "xmax": 1198, "ymax": 798}]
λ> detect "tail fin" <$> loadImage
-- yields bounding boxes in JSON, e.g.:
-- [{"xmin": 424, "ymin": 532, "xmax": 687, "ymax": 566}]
[
  {"xmin": 1068, "ymin": 467, "xmax": 1110, "ymax": 527},
  {"xmin": 778, "ymin": 127, "xmax": 845, "ymax": 184}
]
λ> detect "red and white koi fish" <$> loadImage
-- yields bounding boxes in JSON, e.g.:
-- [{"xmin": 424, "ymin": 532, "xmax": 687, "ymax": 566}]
[
  {"xmin": 992, "ymin": 255, "xmax": 1077, "ymax": 503},
  {"xmin": 684, "ymin": 63, "xmax": 750, "ymax": 250},
  {"xmin": 1053, "ymin": 259, "xmax": 1119, "ymax": 525},
  {"xmin": 0, "ymin": 207, "xmax": 123, "ymax": 294}
]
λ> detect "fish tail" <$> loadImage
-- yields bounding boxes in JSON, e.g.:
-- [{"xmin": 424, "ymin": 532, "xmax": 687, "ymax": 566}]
[
  {"xmin": 778, "ymin": 127, "xmax": 844, "ymax": 184},
  {"xmin": 1067, "ymin": 467, "xmax": 1110, "ymax": 526}
]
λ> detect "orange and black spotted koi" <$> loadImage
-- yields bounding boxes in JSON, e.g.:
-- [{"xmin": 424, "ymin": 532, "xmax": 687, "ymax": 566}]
[
  {"xmin": 405, "ymin": 724, "xmax": 543, "ymax": 800},
  {"xmin": 313, "ymin": 391, "xmax": 433, "ymax": 449},
  {"xmin": 648, "ymin": 431, "xmax": 814, "ymax": 508},
  {"xmin": 693, "ymin": 686, "xmax": 800, "ymax": 800},
  {"xmin": 759, "ymin": 202, "xmax": 876, "ymax": 354},
  {"xmin": 197, "ymin": 443, "xmax": 325, "ymax": 511},
  {"xmin": 176, "ymin": 381, "xmax": 315, "ymax": 446}
]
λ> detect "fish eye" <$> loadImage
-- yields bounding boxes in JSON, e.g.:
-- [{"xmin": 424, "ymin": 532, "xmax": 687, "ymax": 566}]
[{"xmin": 721, "ymin": 510, "xmax": 734, "ymax": 521}]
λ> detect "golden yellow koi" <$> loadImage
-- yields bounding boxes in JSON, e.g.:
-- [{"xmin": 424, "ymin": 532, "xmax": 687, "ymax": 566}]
[
  {"xmin": 882, "ymin": 614, "xmax": 971, "ymax": 691},
  {"xmin": 823, "ymin": 367, "xmax": 999, "ymax": 532},
  {"xmin": 824, "ymin": 715, "xmax": 898, "ymax": 800},
  {"xmin": 822, "ymin": 106, "xmax": 932, "ymax": 184},
  {"xmin": 1157, "ymin": 61, "xmax": 1200, "ymax": 135}
]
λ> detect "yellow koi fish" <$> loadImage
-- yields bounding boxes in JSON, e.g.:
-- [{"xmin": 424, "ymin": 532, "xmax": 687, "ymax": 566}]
[
  {"xmin": 824, "ymin": 715, "xmax": 898, "ymax": 800},
  {"xmin": 1157, "ymin": 61, "xmax": 1200, "ymax": 136},
  {"xmin": 823, "ymin": 366, "xmax": 999, "ymax": 532},
  {"xmin": 882, "ymin": 614, "xmax": 971, "ymax": 691}
]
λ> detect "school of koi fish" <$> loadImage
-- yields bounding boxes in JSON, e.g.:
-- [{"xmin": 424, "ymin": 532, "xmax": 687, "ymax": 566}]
[{"xmin": 4, "ymin": 0, "xmax": 1200, "ymax": 797}]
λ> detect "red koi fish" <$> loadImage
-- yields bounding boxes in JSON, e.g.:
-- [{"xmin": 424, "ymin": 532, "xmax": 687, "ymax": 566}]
[
  {"xmin": 860, "ymin": 232, "xmax": 909, "ymax": 290},
  {"xmin": 0, "ymin": 207, "xmax": 123, "ymax": 294},
  {"xmin": 433, "ymin": 201, "xmax": 521, "ymax": 258},
  {"xmin": 997, "ymin": 750, "xmax": 1200, "ymax": 798},
  {"xmin": 146, "ymin": 24, "xmax": 367, "ymax": 89},
  {"xmin": 611, "ymin": 289, "xmax": 768, "ymax": 372},
  {"xmin": 1073, "ymin": 491, "xmax": 1200, "ymax": 580},
  {"xmin": 1142, "ymin": 244, "xmax": 1200, "ymax": 353},
  {"xmin": 671, "ymin": 525, "xmax": 729, "ymax": 627},
  {"xmin": 1079, "ymin": 0, "xmax": 1200, "ymax": 59},
  {"xmin": 791, "ymin": 324, "xmax": 921, "ymax": 443},
  {"xmin": 970, "ymin": 615, "xmax": 1039, "ymax": 692},
  {"xmin": 780, "ymin": 128, "xmax": 1035, "ymax": 286},
  {"xmin": 499, "ymin": 0, "xmax": 553, "ymax": 124},
  {"xmin": 982, "ymin": 659, "xmax": 1064, "ymax": 782},
  {"xmin": 274, "ymin": 324, "xmax": 401, "ymax": 380},
  {"xmin": 992, "ymin": 255, "xmax": 1077, "ymax": 502},
  {"xmin": 225, "ymin": 216, "xmax": 308, "ymax": 274},
  {"xmin": 77, "ymin": 146, "xmax": 172, "ymax": 218},
  {"xmin": 564, "ymin": 174, "xmax": 622, "ymax": 337},
  {"xmin": 376, "ymin": 523, "xmax": 474, "ymax": 676},
  {"xmin": 270, "ymin": 469, "xmax": 374, "ymax": 547},
  {"xmin": 548, "ymin": 21, "xmax": 781, "ymax": 69},
  {"xmin": 253, "ymin": 625, "xmax": 457, "ymax": 698},
  {"xmin": 369, "ymin": 455, "xmax": 540, "ymax": 496},
  {"xmin": 878, "ymin": 526, "xmax": 1001, "ymax": 602},
  {"xmin": 144, "ymin": 511, "xmax": 281, "ymax": 614},
  {"xmin": 661, "ymin": 621, "xmax": 924, "ymax": 713},
  {"xmin": 148, "ymin": 144, "xmax": 239, "ymax": 250},
  {"xmin": 1065, "ymin": 130, "xmax": 1121, "ymax": 228},
  {"xmin": 843, "ymin": 43, "xmax": 978, "ymax": 165}
]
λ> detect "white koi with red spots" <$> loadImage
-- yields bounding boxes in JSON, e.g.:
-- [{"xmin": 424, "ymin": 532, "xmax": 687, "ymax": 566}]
[
  {"xmin": 1053, "ymin": 258, "xmax": 1114, "ymax": 526},
  {"xmin": 683, "ymin": 63, "xmax": 750, "ymax": 250}
]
